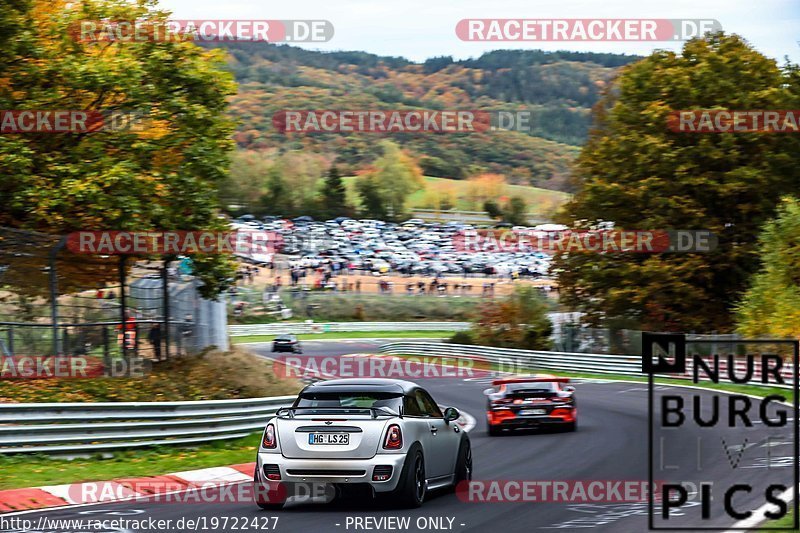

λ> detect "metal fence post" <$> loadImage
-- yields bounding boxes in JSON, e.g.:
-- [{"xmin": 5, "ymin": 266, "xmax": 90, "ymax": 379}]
[
  {"xmin": 49, "ymin": 237, "xmax": 67, "ymax": 356},
  {"xmin": 119, "ymin": 256, "xmax": 128, "ymax": 361},
  {"xmin": 162, "ymin": 260, "xmax": 170, "ymax": 360},
  {"xmin": 102, "ymin": 326, "xmax": 111, "ymax": 376}
]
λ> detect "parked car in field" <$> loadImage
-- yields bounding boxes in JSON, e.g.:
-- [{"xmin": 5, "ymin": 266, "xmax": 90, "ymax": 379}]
[{"xmin": 253, "ymin": 379, "xmax": 472, "ymax": 509}]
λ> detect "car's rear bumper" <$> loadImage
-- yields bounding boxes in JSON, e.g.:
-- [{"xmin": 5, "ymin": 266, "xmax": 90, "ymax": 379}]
[
  {"xmin": 487, "ymin": 407, "xmax": 576, "ymax": 428},
  {"xmin": 256, "ymin": 452, "xmax": 407, "ymax": 493},
  {"xmin": 272, "ymin": 345, "xmax": 297, "ymax": 352}
]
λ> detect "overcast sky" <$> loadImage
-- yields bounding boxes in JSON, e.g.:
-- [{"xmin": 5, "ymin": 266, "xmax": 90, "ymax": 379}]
[{"xmin": 158, "ymin": 0, "xmax": 798, "ymax": 64}]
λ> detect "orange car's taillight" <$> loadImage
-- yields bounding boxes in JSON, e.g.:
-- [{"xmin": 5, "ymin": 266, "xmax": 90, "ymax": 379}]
[
  {"xmin": 262, "ymin": 424, "xmax": 277, "ymax": 449},
  {"xmin": 383, "ymin": 424, "xmax": 403, "ymax": 449}
]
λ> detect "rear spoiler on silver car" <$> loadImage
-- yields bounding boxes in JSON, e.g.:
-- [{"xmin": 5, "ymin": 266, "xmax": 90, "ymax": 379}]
[{"xmin": 276, "ymin": 406, "xmax": 402, "ymax": 419}]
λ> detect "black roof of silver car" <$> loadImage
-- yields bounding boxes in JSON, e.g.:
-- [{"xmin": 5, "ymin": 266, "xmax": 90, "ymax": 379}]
[{"xmin": 302, "ymin": 378, "xmax": 419, "ymax": 394}]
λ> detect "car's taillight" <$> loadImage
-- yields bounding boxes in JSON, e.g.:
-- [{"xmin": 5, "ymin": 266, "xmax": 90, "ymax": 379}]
[
  {"xmin": 262, "ymin": 424, "xmax": 277, "ymax": 449},
  {"xmin": 491, "ymin": 398, "xmax": 512, "ymax": 409},
  {"xmin": 383, "ymin": 424, "xmax": 403, "ymax": 449}
]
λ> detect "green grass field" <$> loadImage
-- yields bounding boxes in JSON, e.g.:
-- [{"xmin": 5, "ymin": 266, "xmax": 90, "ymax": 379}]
[{"xmin": 342, "ymin": 175, "xmax": 570, "ymax": 217}]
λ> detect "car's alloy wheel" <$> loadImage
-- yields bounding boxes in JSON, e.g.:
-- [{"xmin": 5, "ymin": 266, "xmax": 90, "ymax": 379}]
[
  {"xmin": 454, "ymin": 439, "xmax": 472, "ymax": 484},
  {"xmin": 393, "ymin": 449, "xmax": 426, "ymax": 508},
  {"xmin": 463, "ymin": 443, "xmax": 472, "ymax": 481},
  {"xmin": 413, "ymin": 454, "xmax": 426, "ymax": 503}
]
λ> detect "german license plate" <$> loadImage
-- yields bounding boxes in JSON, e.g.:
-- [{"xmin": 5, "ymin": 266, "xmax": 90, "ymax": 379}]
[
  {"xmin": 520, "ymin": 409, "xmax": 547, "ymax": 416},
  {"xmin": 308, "ymin": 433, "xmax": 349, "ymax": 445}
]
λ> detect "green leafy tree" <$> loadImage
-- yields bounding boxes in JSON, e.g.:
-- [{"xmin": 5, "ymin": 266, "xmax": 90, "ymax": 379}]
[
  {"xmin": 483, "ymin": 200, "xmax": 503, "ymax": 220},
  {"xmin": 504, "ymin": 196, "xmax": 528, "ymax": 225},
  {"xmin": 736, "ymin": 197, "xmax": 800, "ymax": 338},
  {"xmin": 355, "ymin": 178, "xmax": 388, "ymax": 219},
  {"xmin": 0, "ymin": 0, "xmax": 237, "ymax": 298},
  {"xmin": 355, "ymin": 141, "xmax": 424, "ymax": 220},
  {"xmin": 319, "ymin": 165, "xmax": 350, "ymax": 217},
  {"xmin": 555, "ymin": 33, "xmax": 800, "ymax": 332},
  {"xmin": 259, "ymin": 152, "xmax": 326, "ymax": 217},
  {"xmin": 221, "ymin": 150, "xmax": 275, "ymax": 212}
]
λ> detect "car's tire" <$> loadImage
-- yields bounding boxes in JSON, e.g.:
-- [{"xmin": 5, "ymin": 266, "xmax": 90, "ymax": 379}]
[
  {"xmin": 566, "ymin": 420, "xmax": 577, "ymax": 432},
  {"xmin": 453, "ymin": 437, "xmax": 472, "ymax": 485},
  {"xmin": 393, "ymin": 448, "xmax": 426, "ymax": 508},
  {"xmin": 487, "ymin": 424, "xmax": 501, "ymax": 436},
  {"xmin": 253, "ymin": 473, "xmax": 284, "ymax": 511}
]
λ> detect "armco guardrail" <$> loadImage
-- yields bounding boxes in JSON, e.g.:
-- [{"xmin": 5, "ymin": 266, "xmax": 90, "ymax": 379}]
[
  {"xmin": 378, "ymin": 342, "xmax": 795, "ymax": 388},
  {"xmin": 378, "ymin": 342, "xmax": 640, "ymax": 376},
  {"xmin": 0, "ymin": 396, "xmax": 295, "ymax": 455},
  {"xmin": 229, "ymin": 322, "xmax": 469, "ymax": 336}
]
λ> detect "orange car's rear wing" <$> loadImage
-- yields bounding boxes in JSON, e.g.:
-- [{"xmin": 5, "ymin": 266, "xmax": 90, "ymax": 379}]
[{"xmin": 491, "ymin": 377, "xmax": 571, "ymax": 386}]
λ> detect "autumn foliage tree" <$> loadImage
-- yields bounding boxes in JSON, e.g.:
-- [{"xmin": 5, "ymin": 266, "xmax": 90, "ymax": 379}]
[
  {"xmin": 555, "ymin": 33, "xmax": 800, "ymax": 332},
  {"xmin": 736, "ymin": 197, "xmax": 800, "ymax": 338},
  {"xmin": 461, "ymin": 287, "xmax": 552, "ymax": 350},
  {"xmin": 355, "ymin": 141, "xmax": 424, "ymax": 220},
  {"xmin": 0, "ymin": 0, "xmax": 238, "ymax": 297}
]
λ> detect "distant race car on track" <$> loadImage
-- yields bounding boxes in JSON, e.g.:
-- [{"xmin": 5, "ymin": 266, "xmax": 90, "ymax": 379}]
[
  {"xmin": 484, "ymin": 375, "xmax": 577, "ymax": 436},
  {"xmin": 272, "ymin": 334, "xmax": 303, "ymax": 354},
  {"xmin": 253, "ymin": 378, "xmax": 472, "ymax": 510}
]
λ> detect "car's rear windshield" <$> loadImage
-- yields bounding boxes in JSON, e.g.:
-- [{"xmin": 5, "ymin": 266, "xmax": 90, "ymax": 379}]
[
  {"xmin": 295, "ymin": 391, "xmax": 402, "ymax": 412},
  {"xmin": 275, "ymin": 335, "xmax": 294, "ymax": 341},
  {"xmin": 507, "ymin": 382, "xmax": 558, "ymax": 393}
]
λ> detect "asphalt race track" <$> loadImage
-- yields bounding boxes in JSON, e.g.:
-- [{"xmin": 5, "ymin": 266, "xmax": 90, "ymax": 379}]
[{"xmin": 2, "ymin": 340, "xmax": 795, "ymax": 533}]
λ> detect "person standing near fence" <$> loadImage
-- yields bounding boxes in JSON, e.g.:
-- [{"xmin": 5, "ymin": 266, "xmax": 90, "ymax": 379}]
[{"xmin": 148, "ymin": 323, "xmax": 162, "ymax": 361}]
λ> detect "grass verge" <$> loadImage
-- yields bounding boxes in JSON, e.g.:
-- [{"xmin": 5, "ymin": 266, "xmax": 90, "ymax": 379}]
[
  {"xmin": 0, "ymin": 433, "xmax": 262, "ymax": 491},
  {"xmin": 232, "ymin": 330, "xmax": 453, "ymax": 343},
  {"xmin": 0, "ymin": 347, "xmax": 302, "ymax": 403},
  {"xmin": 761, "ymin": 510, "xmax": 797, "ymax": 531}
]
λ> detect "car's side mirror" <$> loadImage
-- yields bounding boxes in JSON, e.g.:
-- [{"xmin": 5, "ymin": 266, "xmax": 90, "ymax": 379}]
[
  {"xmin": 443, "ymin": 407, "xmax": 460, "ymax": 423},
  {"xmin": 562, "ymin": 385, "xmax": 576, "ymax": 393},
  {"xmin": 483, "ymin": 388, "xmax": 495, "ymax": 396}
]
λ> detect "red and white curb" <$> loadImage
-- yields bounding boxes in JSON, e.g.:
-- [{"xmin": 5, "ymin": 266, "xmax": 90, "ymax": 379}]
[{"xmin": 0, "ymin": 463, "xmax": 255, "ymax": 514}]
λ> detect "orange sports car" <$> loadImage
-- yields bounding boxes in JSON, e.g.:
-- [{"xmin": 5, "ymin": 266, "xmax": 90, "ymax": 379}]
[{"xmin": 484, "ymin": 375, "xmax": 577, "ymax": 436}]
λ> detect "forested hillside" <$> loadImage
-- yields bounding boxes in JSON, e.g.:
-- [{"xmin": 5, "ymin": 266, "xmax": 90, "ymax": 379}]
[{"xmin": 208, "ymin": 43, "xmax": 639, "ymax": 192}]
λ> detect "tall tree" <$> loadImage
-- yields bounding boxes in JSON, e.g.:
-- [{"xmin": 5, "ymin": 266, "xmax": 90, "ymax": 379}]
[
  {"xmin": 0, "ymin": 0, "xmax": 237, "ymax": 297},
  {"xmin": 319, "ymin": 164, "xmax": 350, "ymax": 217},
  {"xmin": 555, "ymin": 33, "xmax": 800, "ymax": 332},
  {"xmin": 504, "ymin": 196, "xmax": 528, "ymax": 225},
  {"xmin": 355, "ymin": 141, "xmax": 424, "ymax": 220},
  {"xmin": 258, "ymin": 152, "xmax": 326, "ymax": 217},
  {"xmin": 736, "ymin": 197, "xmax": 800, "ymax": 338},
  {"xmin": 355, "ymin": 178, "xmax": 388, "ymax": 219}
]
